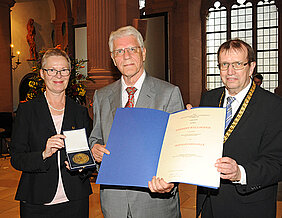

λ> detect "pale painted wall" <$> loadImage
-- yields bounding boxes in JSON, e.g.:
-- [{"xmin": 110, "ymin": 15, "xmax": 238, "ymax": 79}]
[
  {"xmin": 143, "ymin": 16, "xmax": 166, "ymax": 81},
  {"xmin": 10, "ymin": 0, "xmax": 54, "ymax": 111},
  {"xmin": 75, "ymin": 26, "xmax": 87, "ymax": 76}
]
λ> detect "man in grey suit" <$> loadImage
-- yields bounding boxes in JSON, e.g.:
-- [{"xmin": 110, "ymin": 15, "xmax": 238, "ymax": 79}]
[{"xmin": 89, "ymin": 26, "xmax": 184, "ymax": 217}]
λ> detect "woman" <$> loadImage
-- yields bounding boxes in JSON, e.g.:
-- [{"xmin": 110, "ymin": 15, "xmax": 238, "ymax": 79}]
[{"xmin": 10, "ymin": 48, "xmax": 93, "ymax": 218}]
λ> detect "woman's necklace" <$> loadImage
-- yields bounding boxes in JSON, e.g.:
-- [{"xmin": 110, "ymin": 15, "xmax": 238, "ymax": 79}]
[{"xmin": 44, "ymin": 92, "xmax": 65, "ymax": 112}]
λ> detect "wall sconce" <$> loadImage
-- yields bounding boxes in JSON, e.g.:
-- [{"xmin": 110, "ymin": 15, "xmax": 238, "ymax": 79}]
[{"xmin": 11, "ymin": 44, "xmax": 21, "ymax": 71}]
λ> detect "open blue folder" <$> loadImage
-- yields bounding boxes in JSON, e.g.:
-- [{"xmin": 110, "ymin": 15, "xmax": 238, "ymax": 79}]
[
  {"xmin": 96, "ymin": 108, "xmax": 170, "ymax": 188},
  {"xmin": 96, "ymin": 107, "xmax": 225, "ymax": 189}
]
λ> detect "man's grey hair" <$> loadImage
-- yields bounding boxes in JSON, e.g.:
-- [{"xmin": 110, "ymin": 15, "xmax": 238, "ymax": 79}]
[{"xmin": 108, "ymin": 26, "xmax": 145, "ymax": 52}]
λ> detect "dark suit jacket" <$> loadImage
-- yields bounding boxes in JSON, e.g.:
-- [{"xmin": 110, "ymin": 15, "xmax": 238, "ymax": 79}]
[
  {"xmin": 197, "ymin": 85, "xmax": 282, "ymax": 218},
  {"xmin": 10, "ymin": 95, "xmax": 93, "ymax": 204}
]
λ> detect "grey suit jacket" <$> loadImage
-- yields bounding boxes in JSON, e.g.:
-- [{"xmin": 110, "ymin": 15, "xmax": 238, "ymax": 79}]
[
  {"xmin": 89, "ymin": 74, "xmax": 184, "ymax": 218},
  {"xmin": 89, "ymin": 74, "xmax": 184, "ymax": 147}
]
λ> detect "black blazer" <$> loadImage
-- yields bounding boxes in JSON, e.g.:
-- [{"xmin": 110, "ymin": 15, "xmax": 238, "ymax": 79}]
[
  {"xmin": 197, "ymin": 85, "xmax": 282, "ymax": 218},
  {"xmin": 10, "ymin": 95, "xmax": 93, "ymax": 204}
]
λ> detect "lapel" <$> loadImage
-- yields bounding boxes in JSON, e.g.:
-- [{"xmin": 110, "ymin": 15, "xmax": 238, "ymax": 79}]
[
  {"xmin": 36, "ymin": 95, "xmax": 57, "ymax": 134},
  {"xmin": 234, "ymin": 88, "xmax": 257, "ymax": 128},
  {"xmin": 61, "ymin": 96, "xmax": 74, "ymax": 132},
  {"xmin": 135, "ymin": 74, "xmax": 156, "ymax": 108},
  {"xmin": 108, "ymin": 80, "xmax": 122, "ymax": 119}
]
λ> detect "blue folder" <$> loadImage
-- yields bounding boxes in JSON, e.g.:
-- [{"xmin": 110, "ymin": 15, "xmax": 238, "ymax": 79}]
[{"xmin": 96, "ymin": 107, "xmax": 170, "ymax": 188}]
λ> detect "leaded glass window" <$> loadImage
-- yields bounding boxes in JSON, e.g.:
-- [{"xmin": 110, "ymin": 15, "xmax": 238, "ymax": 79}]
[{"xmin": 206, "ymin": 0, "xmax": 279, "ymax": 93}]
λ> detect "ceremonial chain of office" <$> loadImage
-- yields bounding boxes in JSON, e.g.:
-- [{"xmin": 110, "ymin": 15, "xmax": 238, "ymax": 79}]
[{"xmin": 219, "ymin": 81, "xmax": 256, "ymax": 144}]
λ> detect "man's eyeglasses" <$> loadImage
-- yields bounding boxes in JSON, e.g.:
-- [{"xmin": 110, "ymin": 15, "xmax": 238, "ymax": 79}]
[
  {"xmin": 43, "ymin": 68, "xmax": 70, "ymax": 76},
  {"xmin": 112, "ymin": 46, "xmax": 141, "ymax": 57},
  {"xmin": 218, "ymin": 61, "xmax": 250, "ymax": 71}
]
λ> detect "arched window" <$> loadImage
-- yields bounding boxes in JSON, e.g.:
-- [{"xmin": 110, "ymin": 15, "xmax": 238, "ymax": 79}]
[{"xmin": 203, "ymin": 0, "xmax": 279, "ymax": 93}]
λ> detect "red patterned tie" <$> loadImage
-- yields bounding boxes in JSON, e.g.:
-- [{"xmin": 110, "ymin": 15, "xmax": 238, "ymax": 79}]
[{"xmin": 125, "ymin": 87, "xmax": 137, "ymax": 108}]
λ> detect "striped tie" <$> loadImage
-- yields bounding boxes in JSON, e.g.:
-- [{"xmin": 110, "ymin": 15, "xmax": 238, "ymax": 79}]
[
  {"xmin": 225, "ymin": 97, "xmax": 235, "ymax": 129},
  {"xmin": 125, "ymin": 87, "xmax": 137, "ymax": 108}
]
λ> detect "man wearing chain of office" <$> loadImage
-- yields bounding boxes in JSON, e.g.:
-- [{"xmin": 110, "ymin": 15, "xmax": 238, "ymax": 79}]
[{"xmin": 193, "ymin": 39, "xmax": 282, "ymax": 218}]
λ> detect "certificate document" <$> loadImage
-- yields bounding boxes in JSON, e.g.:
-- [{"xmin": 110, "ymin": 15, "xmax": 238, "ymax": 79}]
[
  {"xmin": 157, "ymin": 108, "xmax": 225, "ymax": 188},
  {"xmin": 96, "ymin": 107, "xmax": 226, "ymax": 189}
]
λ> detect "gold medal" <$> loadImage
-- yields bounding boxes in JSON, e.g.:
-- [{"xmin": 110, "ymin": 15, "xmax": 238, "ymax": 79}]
[{"xmin": 72, "ymin": 153, "xmax": 89, "ymax": 165}]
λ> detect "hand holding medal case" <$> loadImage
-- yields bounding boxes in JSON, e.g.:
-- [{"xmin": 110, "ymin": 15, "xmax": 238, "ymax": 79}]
[{"xmin": 63, "ymin": 128, "xmax": 95, "ymax": 170}]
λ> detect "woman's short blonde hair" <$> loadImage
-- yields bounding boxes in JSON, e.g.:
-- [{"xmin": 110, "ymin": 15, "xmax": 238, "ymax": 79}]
[{"xmin": 41, "ymin": 48, "xmax": 71, "ymax": 70}]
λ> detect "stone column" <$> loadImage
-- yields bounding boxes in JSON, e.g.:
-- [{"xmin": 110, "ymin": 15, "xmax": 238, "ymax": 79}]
[
  {"xmin": 85, "ymin": 0, "xmax": 116, "ymax": 118},
  {"xmin": 85, "ymin": 0, "xmax": 139, "ymax": 91},
  {"xmin": 85, "ymin": 0, "xmax": 139, "ymax": 117},
  {"xmin": 0, "ymin": 0, "xmax": 15, "ymax": 112},
  {"xmin": 85, "ymin": 0, "xmax": 117, "ymax": 95}
]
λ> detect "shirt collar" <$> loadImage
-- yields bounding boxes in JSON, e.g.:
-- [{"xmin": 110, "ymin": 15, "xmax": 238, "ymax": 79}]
[
  {"xmin": 121, "ymin": 70, "xmax": 146, "ymax": 92},
  {"xmin": 224, "ymin": 80, "xmax": 252, "ymax": 104}
]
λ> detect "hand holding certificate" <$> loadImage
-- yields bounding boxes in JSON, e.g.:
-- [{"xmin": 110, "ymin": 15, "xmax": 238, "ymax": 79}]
[{"xmin": 96, "ymin": 107, "xmax": 226, "ymax": 189}]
